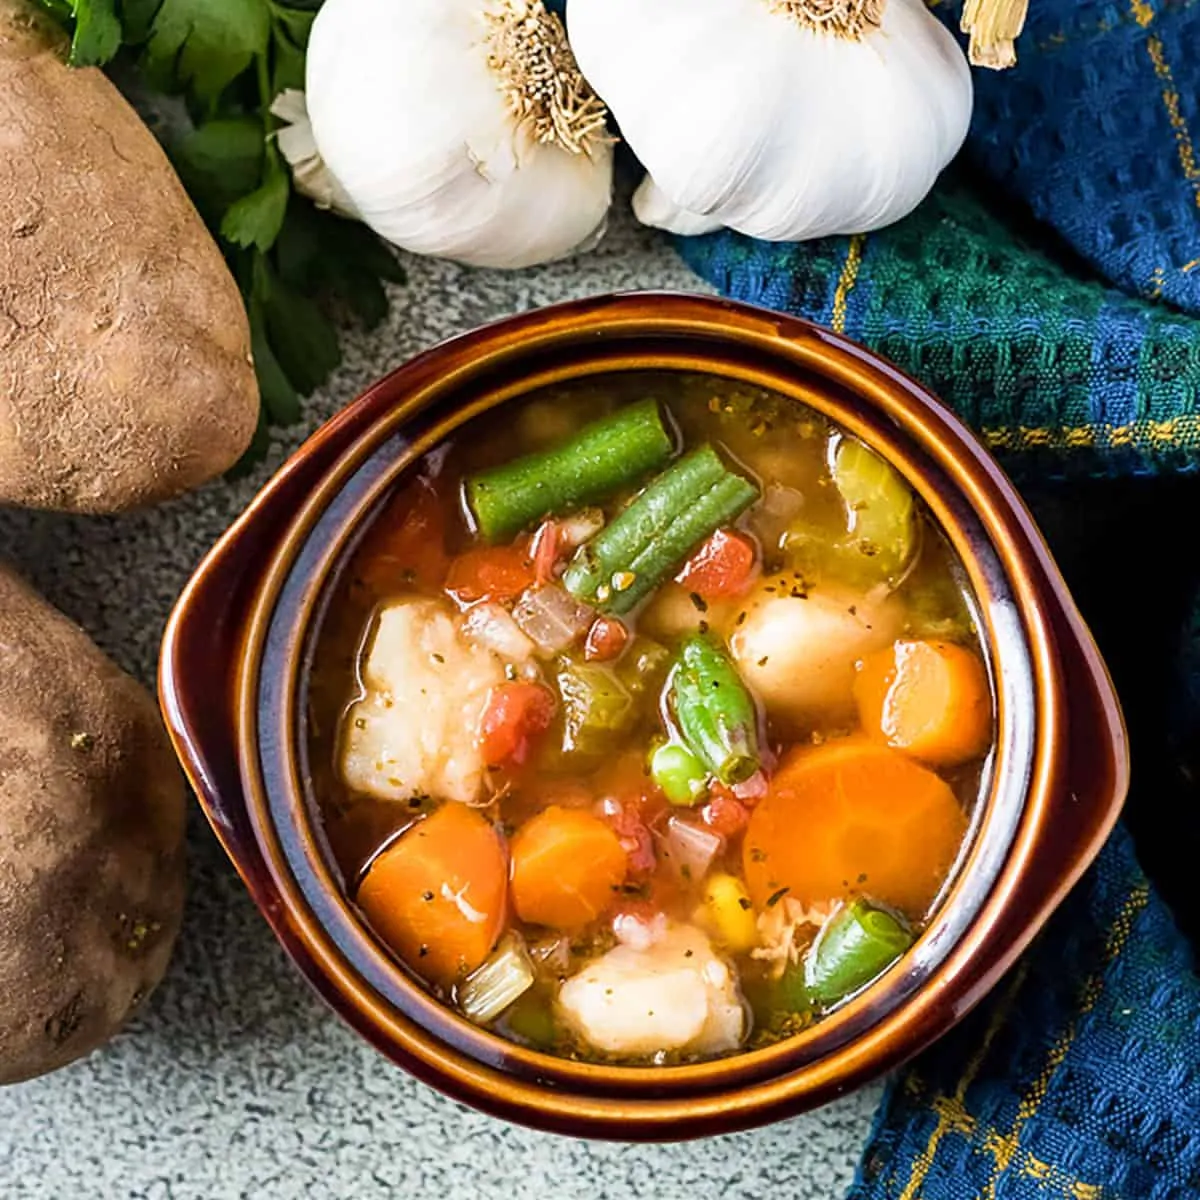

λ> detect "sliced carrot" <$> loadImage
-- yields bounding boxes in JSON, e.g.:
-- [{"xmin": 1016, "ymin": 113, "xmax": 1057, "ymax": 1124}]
[
  {"xmin": 855, "ymin": 639, "xmax": 992, "ymax": 767},
  {"xmin": 675, "ymin": 529, "xmax": 758, "ymax": 598},
  {"xmin": 477, "ymin": 681, "xmax": 556, "ymax": 767},
  {"xmin": 355, "ymin": 479, "xmax": 448, "ymax": 593},
  {"xmin": 510, "ymin": 806, "xmax": 628, "ymax": 930},
  {"xmin": 742, "ymin": 736, "xmax": 967, "ymax": 918},
  {"xmin": 445, "ymin": 543, "xmax": 534, "ymax": 604},
  {"xmin": 356, "ymin": 804, "xmax": 508, "ymax": 988}
]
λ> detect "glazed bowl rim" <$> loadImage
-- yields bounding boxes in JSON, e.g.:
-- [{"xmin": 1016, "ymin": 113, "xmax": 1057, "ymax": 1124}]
[{"xmin": 235, "ymin": 292, "xmax": 1056, "ymax": 1113}]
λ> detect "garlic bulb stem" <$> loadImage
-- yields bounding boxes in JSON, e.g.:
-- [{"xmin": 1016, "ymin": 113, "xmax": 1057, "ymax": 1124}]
[
  {"xmin": 485, "ymin": 1, "xmax": 610, "ymax": 155},
  {"xmin": 960, "ymin": 0, "xmax": 1029, "ymax": 69},
  {"xmin": 770, "ymin": 0, "xmax": 884, "ymax": 41}
]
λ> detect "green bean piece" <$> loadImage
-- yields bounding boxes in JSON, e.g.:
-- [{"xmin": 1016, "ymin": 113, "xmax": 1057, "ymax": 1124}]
[
  {"xmin": 465, "ymin": 399, "xmax": 674, "ymax": 542},
  {"xmin": 650, "ymin": 742, "xmax": 709, "ymax": 806},
  {"xmin": 562, "ymin": 446, "xmax": 758, "ymax": 614},
  {"xmin": 774, "ymin": 962, "xmax": 812, "ymax": 1015},
  {"xmin": 804, "ymin": 899, "xmax": 914, "ymax": 1009},
  {"xmin": 669, "ymin": 635, "xmax": 760, "ymax": 785}
]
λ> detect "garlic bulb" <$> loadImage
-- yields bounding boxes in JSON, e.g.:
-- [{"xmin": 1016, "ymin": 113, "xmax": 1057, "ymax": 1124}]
[
  {"xmin": 285, "ymin": 0, "xmax": 613, "ymax": 270},
  {"xmin": 567, "ymin": 0, "xmax": 972, "ymax": 243}
]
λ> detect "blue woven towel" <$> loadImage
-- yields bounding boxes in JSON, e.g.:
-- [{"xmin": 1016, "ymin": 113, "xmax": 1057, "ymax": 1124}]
[{"xmin": 662, "ymin": 1, "xmax": 1200, "ymax": 1194}]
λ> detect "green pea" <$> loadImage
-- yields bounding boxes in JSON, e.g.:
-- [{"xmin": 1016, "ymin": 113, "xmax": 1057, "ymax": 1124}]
[{"xmin": 650, "ymin": 742, "xmax": 709, "ymax": 806}]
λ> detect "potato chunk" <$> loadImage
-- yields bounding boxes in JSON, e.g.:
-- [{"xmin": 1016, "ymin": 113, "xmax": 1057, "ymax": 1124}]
[
  {"xmin": 730, "ymin": 583, "xmax": 902, "ymax": 728},
  {"xmin": 556, "ymin": 924, "xmax": 744, "ymax": 1058},
  {"xmin": 341, "ymin": 599, "xmax": 505, "ymax": 806}
]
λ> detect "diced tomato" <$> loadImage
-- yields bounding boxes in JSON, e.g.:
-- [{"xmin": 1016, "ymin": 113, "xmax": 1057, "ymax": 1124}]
[
  {"xmin": 355, "ymin": 479, "xmax": 449, "ymax": 592},
  {"xmin": 477, "ymin": 682, "xmax": 556, "ymax": 766},
  {"xmin": 530, "ymin": 520, "xmax": 560, "ymax": 584},
  {"xmin": 446, "ymin": 543, "xmax": 535, "ymax": 604},
  {"xmin": 700, "ymin": 790, "xmax": 752, "ymax": 839},
  {"xmin": 584, "ymin": 616, "xmax": 630, "ymax": 662},
  {"xmin": 675, "ymin": 528, "xmax": 758, "ymax": 598},
  {"xmin": 604, "ymin": 801, "xmax": 656, "ymax": 875}
]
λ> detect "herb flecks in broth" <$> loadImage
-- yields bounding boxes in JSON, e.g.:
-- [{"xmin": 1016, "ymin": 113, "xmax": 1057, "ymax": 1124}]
[{"xmin": 307, "ymin": 373, "xmax": 992, "ymax": 1065}]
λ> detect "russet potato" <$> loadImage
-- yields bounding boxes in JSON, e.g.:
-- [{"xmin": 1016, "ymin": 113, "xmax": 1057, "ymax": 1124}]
[
  {"xmin": 0, "ymin": 0, "xmax": 259, "ymax": 512},
  {"xmin": 0, "ymin": 565, "xmax": 185, "ymax": 1084}
]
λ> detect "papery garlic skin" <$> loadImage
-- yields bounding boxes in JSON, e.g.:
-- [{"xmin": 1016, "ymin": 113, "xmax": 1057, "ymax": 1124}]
[
  {"xmin": 568, "ymin": 0, "xmax": 972, "ymax": 243},
  {"xmin": 301, "ymin": 0, "xmax": 613, "ymax": 269},
  {"xmin": 271, "ymin": 90, "xmax": 361, "ymax": 219}
]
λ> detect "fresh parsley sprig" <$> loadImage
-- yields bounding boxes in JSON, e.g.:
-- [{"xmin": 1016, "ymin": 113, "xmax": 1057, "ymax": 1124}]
[{"xmin": 39, "ymin": 0, "xmax": 405, "ymax": 467}]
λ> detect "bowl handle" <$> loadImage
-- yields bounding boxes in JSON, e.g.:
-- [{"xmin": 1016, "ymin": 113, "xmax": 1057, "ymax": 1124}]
[
  {"xmin": 158, "ymin": 417, "xmax": 374, "ymax": 896},
  {"xmin": 1014, "ymin": 584, "xmax": 1130, "ymax": 926},
  {"xmin": 961, "ymin": 538, "xmax": 1130, "ymax": 1021}
]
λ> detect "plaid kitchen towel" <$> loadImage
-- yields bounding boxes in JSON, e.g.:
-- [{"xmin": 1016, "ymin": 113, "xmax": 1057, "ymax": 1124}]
[
  {"xmin": 676, "ymin": 2, "xmax": 1200, "ymax": 485},
  {"xmin": 671, "ymin": 1, "xmax": 1200, "ymax": 1196}
]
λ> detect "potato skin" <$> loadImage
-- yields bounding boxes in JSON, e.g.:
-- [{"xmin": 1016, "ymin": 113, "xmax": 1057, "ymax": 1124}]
[
  {"xmin": 0, "ymin": 565, "xmax": 186, "ymax": 1084},
  {"xmin": 0, "ymin": 0, "xmax": 259, "ymax": 513}
]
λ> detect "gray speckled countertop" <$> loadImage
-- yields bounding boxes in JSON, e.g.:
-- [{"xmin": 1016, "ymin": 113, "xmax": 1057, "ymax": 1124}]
[{"xmin": 0, "ymin": 202, "xmax": 881, "ymax": 1200}]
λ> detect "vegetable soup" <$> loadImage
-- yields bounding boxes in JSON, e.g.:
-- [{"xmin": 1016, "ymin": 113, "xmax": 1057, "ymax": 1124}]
[{"xmin": 307, "ymin": 373, "xmax": 992, "ymax": 1064}]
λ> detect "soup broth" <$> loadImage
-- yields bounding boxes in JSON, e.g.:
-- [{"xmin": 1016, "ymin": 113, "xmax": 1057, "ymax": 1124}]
[{"xmin": 307, "ymin": 372, "xmax": 992, "ymax": 1064}]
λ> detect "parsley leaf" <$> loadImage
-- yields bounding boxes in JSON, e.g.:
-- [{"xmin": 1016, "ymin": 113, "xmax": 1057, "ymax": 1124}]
[
  {"xmin": 248, "ymin": 301, "xmax": 303, "ymax": 426},
  {"xmin": 172, "ymin": 117, "xmax": 266, "ymax": 215},
  {"xmin": 142, "ymin": 0, "xmax": 270, "ymax": 104},
  {"xmin": 68, "ymin": 0, "xmax": 122, "ymax": 66},
  {"xmin": 221, "ymin": 157, "xmax": 290, "ymax": 252},
  {"xmin": 258, "ymin": 254, "xmax": 342, "ymax": 396},
  {"xmin": 119, "ymin": 0, "xmax": 163, "ymax": 46}
]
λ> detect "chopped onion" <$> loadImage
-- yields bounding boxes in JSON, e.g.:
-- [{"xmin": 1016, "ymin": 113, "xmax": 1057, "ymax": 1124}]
[
  {"xmin": 612, "ymin": 909, "xmax": 669, "ymax": 951},
  {"xmin": 750, "ymin": 484, "xmax": 806, "ymax": 552},
  {"xmin": 556, "ymin": 508, "xmax": 606, "ymax": 551},
  {"xmin": 513, "ymin": 585, "xmax": 594, "ymax": 656},
  {"xmin": 461, "ymin": 602, "xmax": 536, "ymax": 662},
  {"xmin": 659, "ymin": 815, "xmax": 724, "ymax": 885},
  {"xmin": 458, "ymin": 933, "xmax": 535, "ymax": 1025},
  {"xmin": 732, "ymin": 770, "xmax": 769, "ymax": 801}
]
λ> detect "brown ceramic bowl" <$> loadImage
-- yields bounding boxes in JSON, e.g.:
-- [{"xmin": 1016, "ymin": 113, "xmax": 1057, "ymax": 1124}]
[{"xmin": 159, "ymin": 292, "xmax": 1128, "ymax": 1140}]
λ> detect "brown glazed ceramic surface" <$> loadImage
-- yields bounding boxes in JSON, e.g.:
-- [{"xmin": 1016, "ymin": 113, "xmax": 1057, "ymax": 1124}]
[{"xmin": 160, "ymin": 293, "xmax": 1128, "ymax": 1140}]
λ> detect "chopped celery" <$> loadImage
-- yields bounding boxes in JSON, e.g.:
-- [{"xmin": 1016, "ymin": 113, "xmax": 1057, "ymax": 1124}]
[
  {"xmin": 898, "ymin": 562, "xmax": 975, "ymax": 642},
  {"xmin": 556, "ymin": 659, "xmax": 634, "ymax": 757},
  {"xmin": 830, "ymin": 438, "xmax": 916, "ymax": 582},
  {"xmin": 457, "ymin": 933, "xmax": 535, "ymax": 1025},
  {"xmin": 614, "ymin": 635, "xmax": 671, "ymax": 699},
  {"xmin": 502, "ymin": 992, "xmax": 557, "ymax": 1050}
]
